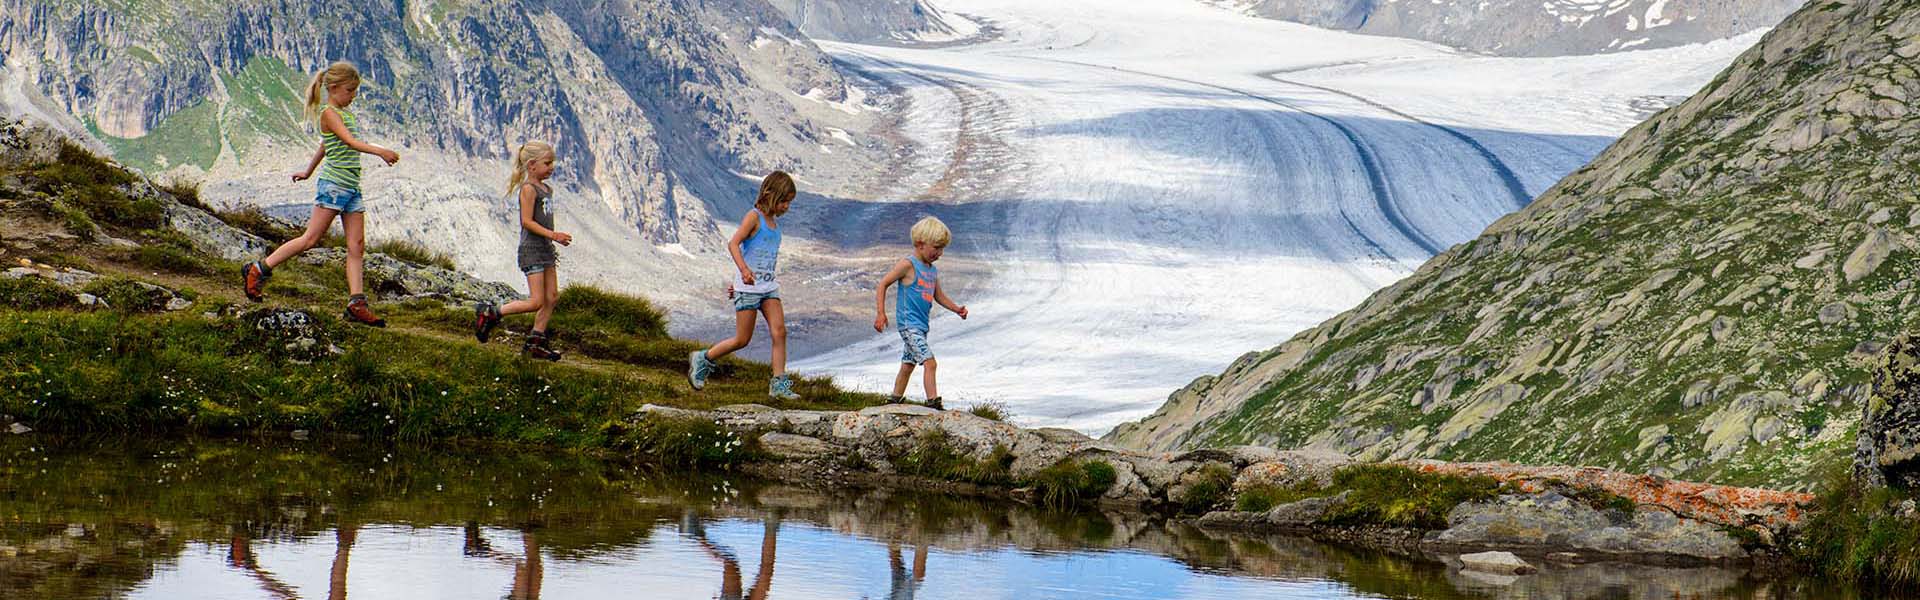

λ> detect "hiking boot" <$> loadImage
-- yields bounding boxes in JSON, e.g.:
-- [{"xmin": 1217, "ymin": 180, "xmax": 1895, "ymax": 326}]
[
  {"xmin": 925, "ymin": 396, "xmax": 944, "ymax": 410},
  {"xmin": 342, "ymin": 296, "xmax": 386, "ymax": 328},
  {"xmin": 473, "ymin": 302, "xmax": 502, "ymax": 343},
  {"xmin": 768, "ymin": 374, "xmax": 800, "ymax": 401},
  {"xmin": 687, "ymin": 350, "xmax": 715, "ymax": 391},
  {"xmin": 241, "ymin": 261, "xmax": 271, "ymax": 302},
  {"xmin": 886, "ymin": 395, "xmax": 906, "ymax": 404},
  {"xmin": 525, "ymin": 333, "xmax": 562, "ymax": 361}
]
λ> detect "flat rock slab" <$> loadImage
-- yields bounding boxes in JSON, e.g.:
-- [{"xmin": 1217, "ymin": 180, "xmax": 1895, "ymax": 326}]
[
  {"xmin": 760, "ymin": 433, "xmax": 837, "ymax": 460},
  {"xmin": 1406, "ymin": 461, "xmax": 1812, "ymax": 528},
  {"xmin": 1458, "ymin": 551, "xmax": 1536, "ymax": 575}
]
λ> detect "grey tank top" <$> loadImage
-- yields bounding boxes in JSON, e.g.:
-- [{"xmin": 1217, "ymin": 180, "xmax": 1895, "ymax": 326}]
[{"xmin": 518, "ymin": 182, "xmax": 555, "ymax": 259}]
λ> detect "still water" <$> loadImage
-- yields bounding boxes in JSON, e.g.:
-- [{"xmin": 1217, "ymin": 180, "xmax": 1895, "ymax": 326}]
[{"xmin": 0, "ymin": 437, "xmax": 1863, "ymax": 599}]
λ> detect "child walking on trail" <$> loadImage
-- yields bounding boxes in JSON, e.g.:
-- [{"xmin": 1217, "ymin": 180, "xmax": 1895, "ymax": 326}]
[
  {"xmin": 688, "ymin": 171, "xmax": 802, "ymax": 401},
  {"xmin": 240, "ymin": 61, "xmax": 401, "ymax": 327},
  {"xmin": 874, "ymin": 216, "xmax": 968, "ymax": 409},
  {"xmin": 472, "ymin": 141, "xmax": 572, "ymax": 361}
]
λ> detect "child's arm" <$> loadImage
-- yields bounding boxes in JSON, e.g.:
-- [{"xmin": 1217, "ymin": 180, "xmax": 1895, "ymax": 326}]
[
  {"xmin": 319, "ymin": 107, "xmax": 400, "ymax": 165},
  {"xmin": 728, "ymin": 211, "xmax": 760, "ymax": 284},
  {"xmin": 874, "ymin": 259, "xmax": 912, "ymax": 332},
  {"xmin": 518, "ymin": 184, "xmax": 571, "ymax": 246},
  {"xmin": 291, "ymin": 142, "xmax": 323, "ymax": 181},
  {"xmin": 934, "ymin": 281, "xmax": 968, "ymax": 320}
]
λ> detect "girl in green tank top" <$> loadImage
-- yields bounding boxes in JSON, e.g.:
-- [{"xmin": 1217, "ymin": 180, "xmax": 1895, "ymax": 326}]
[{"xmin": 239, "ymin": 61, "xmax": 402, "ymax": 328}]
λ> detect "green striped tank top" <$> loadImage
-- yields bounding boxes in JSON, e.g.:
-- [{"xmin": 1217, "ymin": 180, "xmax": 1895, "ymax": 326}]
[{"xmin": 318, "ymin": 105, "xmax": 362, "ymax": 190}]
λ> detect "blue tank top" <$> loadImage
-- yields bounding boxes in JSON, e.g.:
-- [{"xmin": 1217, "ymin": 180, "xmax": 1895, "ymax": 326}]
[
  {"xmin": 896, "ymin": 256, "xmax": 936, "ymax": 332},
  {"xmin": 736, "ymin": 209, "xmax": 781, "ymax": 293}
]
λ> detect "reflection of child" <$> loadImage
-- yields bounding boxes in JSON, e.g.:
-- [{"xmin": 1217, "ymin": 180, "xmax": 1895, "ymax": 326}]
[{"xmin": 873, "ymin": 217, "xmax": 968, "ymax": 409}]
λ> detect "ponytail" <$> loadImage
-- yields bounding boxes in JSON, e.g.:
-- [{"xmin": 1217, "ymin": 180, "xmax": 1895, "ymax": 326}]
[
  {"xmin": 507, "ymin": 141, "xmax": 556, "ymax": 197},
  {"xmin": 304, "ymin": 61, "xmax": 362, "ymax": 124}
]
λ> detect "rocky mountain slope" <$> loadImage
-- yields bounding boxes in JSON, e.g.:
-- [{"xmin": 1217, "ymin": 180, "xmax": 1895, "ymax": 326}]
[
  {"xmin": 1112, "ymin": 0, "xmax": 1920, "ymax": 490},
  {"xmin": 1208, "ymin": 0, "xmax": 1802, "ymax": 56},
  {"xmin": 766, "ymin": 0, "xmax": 976, "ymax": 43},
  {"xmin": 0, "ymin": 0, "xmax": 893, "ymax": 290}
]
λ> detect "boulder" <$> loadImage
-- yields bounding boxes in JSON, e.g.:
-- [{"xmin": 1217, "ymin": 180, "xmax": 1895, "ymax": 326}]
[
  {"xmin": 1859, "ymin": 334, "xmax": 1920, "ymax": 489},
  {"xmin": 760, "ymin": 433, "xmax": 837, "ymax": 460},
  {"xmin": 296, "ymin": 247, "xmax": 518, "ymax": 304},
  {"xmin": 1429, "ymin": 492, "xmax": 1746, "ymax": 561},
  {"xmin": 243, "ymin": 308, "xmax": 339, "ymax": 361},
  {"xmin": 1457, "ymin": 551, "xmax": 1536, "ymax": 575},
  {"xmin": 1264, "ymin": 491, "xmax": 1349, "ymax": 526}
]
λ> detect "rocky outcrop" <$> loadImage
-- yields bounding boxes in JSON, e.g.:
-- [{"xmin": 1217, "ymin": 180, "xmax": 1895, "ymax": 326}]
[
  {"xmin": 1859, "ymin": 334, "xmax": 1920, "ymax": 489},
  {"xmin": 1214, "ymin": 0, "xmax": 1798, "ymax": 56},
  {"xmin": 1113, "ymin": 0, "xmax": 1920, "ymax": 490},
  {"xmin": 766, "ymin": 0, "xmax": 973, "ymax": 43},
  {"xmin": 1430, "ymin": 492, "xmax": 1748, "ymax": 561}
]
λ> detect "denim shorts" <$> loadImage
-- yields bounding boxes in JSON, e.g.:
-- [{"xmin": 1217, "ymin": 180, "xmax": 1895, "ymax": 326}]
[
  {"xmin": 315, "ymin": 179, "xmax": 365, "ymax": 214},
  {"xmin": 519, "ymin": 262, "xmax": 553, "ymax": 276},
  {"xmin": 733, "ymin": 289, "xmax": 780, "ymax": 312},
  {"xmin": 899, "ymin": 329, "xmax": 934, "ymax": 365}
]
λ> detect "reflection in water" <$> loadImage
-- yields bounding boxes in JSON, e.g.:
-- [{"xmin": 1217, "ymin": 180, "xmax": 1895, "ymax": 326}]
[{"xmin": 0, "ymin": 437, "xmax": 1862, "ymax": 600}]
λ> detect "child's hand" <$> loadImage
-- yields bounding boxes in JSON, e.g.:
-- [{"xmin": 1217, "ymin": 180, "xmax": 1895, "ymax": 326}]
[
  {"xmin": 726, "ymin": 283, "xmax": 735, "ymax": 299},
  {"xmin": 552, "ymin": 231, "xmax": 573, "ymax": 246},
  {"xmin": 956, "ymin": 305, "xmax": 969, "ymax": 320},
  {"xmin": 874, "ymin": 314, "xmax": 887, "ymax": 332},
  {"xmin": 740, "ymin": 269, "xmax": 756, "ymax": 285},
  {"xmin": 291, "ymin": 170, "xmax": 312, "ymax": 182},
  {"xmin": 379, "ymin": 149, "xmax": 400, "ymax": 165}
]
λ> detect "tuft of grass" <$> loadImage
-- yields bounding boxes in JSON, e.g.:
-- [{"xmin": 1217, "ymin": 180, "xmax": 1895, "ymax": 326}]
[
  {"xmin": 0, "ymin": 276, "xmax": 78, "ymax": 310},
  {"xmin": 35, "ymin": 142, "xmax": 136, "ymax": 189},
  {"xmin": 371, "ymin": 239, "xmax": 456, "ymax": 271},
  {"xmin": 60, "ymin": 184, "xmax": 163, "ymax": 231},
  {"xmin": 159, "ymin": 177, "xmax": 210, "ymax": 213},
  {"xmin": 609, "ymin": 415, "xmax": 761, "ymax": 469},
  {"xmin": 1235, "ymin": 483, "xmax": 1320, "ymax": 513},
  {"xmin": 81, "ymin": 277, "xmax": 175, "ymax": 313},
  {"xmin": 49, "ymin": 199, "xmax": 98, "ymax": 241},
  {"xmin": 1176, "ymin": 463, "xmax": 1237, "ymax": 514},
  {"xmin": 892, "ymin": 429, "xmax": 1014, "ymax": 486},
  {"xmin": 1027, "ymin": 459, "xmax": 1117, "ymax": 509},
  {"xmin": 1792, "ymin": 468, "xmax": 1920, "ymax": 589},
  {"xmin": 215, "ymin": 205, "xmax": 343, "ymax": 248},
  {"xmin": 1226, "ymin": 465, "xmax": 1507, "ymax": 529},
  {"xmin": 124, "ymin": 230, "xmax": 223, "ymax": 275},
  {"xmin": 1554, "ymin": 480, "xmax": 1639, "ymax": 514},
  {"xmin": 551, "ymin": 285, "xmax": 670, "ymax": 340},
  {"xmin": 967, "ymin": 401, "xmax": 1009, "ymax": 421}
]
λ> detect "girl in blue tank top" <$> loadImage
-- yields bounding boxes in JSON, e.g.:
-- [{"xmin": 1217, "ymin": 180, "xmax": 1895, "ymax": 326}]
[
  {"xmin": 690, "ymin": 172, "xmax": 804, "ymax": 401},
  {"xmin": 874, "ymin": 216, "xmax": 970, "ymax": 409}
]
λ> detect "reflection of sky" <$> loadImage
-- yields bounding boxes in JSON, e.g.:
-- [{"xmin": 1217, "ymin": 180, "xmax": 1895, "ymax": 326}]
[{"xmin": 123, "ymin": 520, "xmax": 1375, "ymax": 600}]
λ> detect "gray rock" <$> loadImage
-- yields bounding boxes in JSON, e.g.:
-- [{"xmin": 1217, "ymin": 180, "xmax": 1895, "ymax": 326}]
[
  {"xmin": 1818, "ymin": 302, "xmax": 1852, "ymax": 325},
  {"xmin": 296, "ymin": 248, "xmax": 519, "ymax": 304},
  {"xmin": 1859, "ymin": 334, "xmax": 1920, "ymax": 489},
  {"xmin": 1431, "ymin": 492, "xmax": 1746, "ymax": 561},
  {"xmin": 1458, "ymin": 551, "xmax": 1536, "ymax": 575},
  {"xmin": 244, "ymin": 308, "xmax": 337, "ymax": 361},
  {"xmin": 760, "ymin": 432, "xmax": 837, "ymax": 460},
  {"xmin": 1264, "ymin": 491, "xmax": 1349, "ymax": 526}
]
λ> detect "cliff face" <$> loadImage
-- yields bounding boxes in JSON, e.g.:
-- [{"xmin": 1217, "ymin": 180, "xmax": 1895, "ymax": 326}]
[
  {"xmin": 1113, "ymin": 0, "xmax": 1920, "ymax": 490},
  {"xmin": 1213, "ymin": 0, "xmax": 1802, "ymax": 56},
  {"xmin": 0, "ymin": 0, "xmax": 889, "ymax": 251},
  {"xmin": 764, "ymin": 0, "xmax": 971, "ymax": 43}
]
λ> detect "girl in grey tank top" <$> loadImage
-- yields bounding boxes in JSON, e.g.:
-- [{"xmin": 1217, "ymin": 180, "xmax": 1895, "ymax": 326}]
[{"xmin": 473, "ymin": 141, "xmax": 573, "ymax": 361}]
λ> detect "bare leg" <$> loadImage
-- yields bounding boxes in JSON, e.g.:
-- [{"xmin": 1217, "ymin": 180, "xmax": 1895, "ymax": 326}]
[
  {"xmin": 892, "ymin": 363, "xmax": 915, "ymax": 398},
  {"xmin": 340, "ymin": 212, "xmax": 366, "ymax": 296},
  {"xmin": 923, "ymin": 358, "xmax": 939, "ymax": 400},
  {"xmin": 262, "ymin": 206, "xmax": 339, "ymax": 268},
  {"xmin": 761, "ymin": 299, "xmax": 788, "ymax": 377},
  {"xmin": 533, "ymin": 267, "xmax": 559, "ymax": 333},
  {"xmin": 705, "ymin": 309, "xmax": 757, "ymax": 361},
  {"xmin": 498, "ymin": 271, "xmax": 548, "ymax": 316}
]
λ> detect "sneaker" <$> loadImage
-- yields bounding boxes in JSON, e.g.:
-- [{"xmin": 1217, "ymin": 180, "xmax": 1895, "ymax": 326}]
[
  {"xmin": 768, "ymin": 375, "xmax": 801, "ymax": 401},
  {"xmin": 343, "ymin": 297, "xmax": 386, "ymax": 328},
  {"xmin": 925, "ymin": 396, "xmax": 944, "ymax": 410},
  {"xmin": 524, "ymin": 333, "xmax": 562, "ymax": 361},
  {"xmin": 241, "ymin": 261, "xmax": 270, "ymax": 302},
  {"xmin": 473, "ymin": 302, "xmax": 502, "ymax": 343},
  {"xmin": 687, "ymin": 350, "xmax": 714, "ymax": 391},
  {"xmin": 886, "ymin": 395, "xmax": 906, "ymax": 404}
]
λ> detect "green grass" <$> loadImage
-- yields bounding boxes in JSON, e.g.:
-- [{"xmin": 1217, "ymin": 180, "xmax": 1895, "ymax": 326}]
[
  {"xmin": 1226, "ymin": 465, "xmax": 1508, "ymax": 529},
  {"xmin": 1027, "ymin": 459, "xmax": 1117, "ymax": 508},
  {"xmin": 967, "ymin": 400, "xmax": 1010, "ymax": 421},
  {"xmin": 891, "ymin": 429, "xmax": 1014, "ymax": 486},
  {"xmin": 0, "ymin": 276, "xmax": 78, "ymax": 310},
  {"xmin": 1792, "ymin": 468, "xmax": 1920, "ymax": 589},
  {"xmin": 371, "ymin": 239, "xmax": 457, "ymax": 271},
  {"xmin": 89, "ymin": 100, "xmax": 223, "ymax": 172},
  {"xmin": 1176, "ymin": 463, "xmax": 1236, "ymax": 514},
  {"xmin": 608, "ymin": 413, "xmax": 762, "ymax": 469}
]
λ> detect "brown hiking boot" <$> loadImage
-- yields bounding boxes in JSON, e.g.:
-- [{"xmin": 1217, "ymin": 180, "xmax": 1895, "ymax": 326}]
[
  {"xmin": 343, "ymin": 297, "xmax": 386, "ymax": 328},
  {"xmin": 525, "ymin": 333, "xmax": 561, "ymax": 361},
  {"xmin": 474, "ymin": 302, "xmax": 502, "ymax": 343},
  {"xmin": 241, "ymin": 261, "xmax": 270, "ymax": 302}
]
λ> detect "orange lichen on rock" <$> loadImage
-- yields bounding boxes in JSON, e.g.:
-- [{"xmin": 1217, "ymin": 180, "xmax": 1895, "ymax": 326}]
[{"xmin": 1405, "ymin": 460, "xmax": 1815, "ymax": 528}]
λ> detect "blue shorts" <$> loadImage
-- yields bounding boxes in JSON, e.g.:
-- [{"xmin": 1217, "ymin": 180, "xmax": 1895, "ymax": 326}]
[
  {"xmin": 315, "ymin": 179, "xmax": 365, "ymax": 214},
  {"xmin": 899, "ymin": 329, "xmax": 933, "ymax": 365},
  {"xmin": 733, "ymin": 289, "xmax": 780, "ymax": 312},
  {"xmin": 520, "ymin": 263, "xmax": 552, "ymax": 276}
]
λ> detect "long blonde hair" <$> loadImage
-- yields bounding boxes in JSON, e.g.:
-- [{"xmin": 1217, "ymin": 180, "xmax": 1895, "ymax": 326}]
[
  {"xmin": 303, "ymin": 61, "xmax": 362, "ymax": 124},
  {"xmin": 507, "ymin": 141, "xmax": 556, "ymax": 196},
  {"xmin": 754, "ymin": 170, "xmax": 796, "ymax": 215}
]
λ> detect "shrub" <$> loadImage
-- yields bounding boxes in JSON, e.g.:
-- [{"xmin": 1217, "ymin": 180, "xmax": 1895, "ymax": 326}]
[
  {"xmin": 1028, "ymin": 459, "xmax": 1117, "ymax": 508},
  {"xmin": 1176, "ymin": 463, "xmax": 1236, "ymax": 514},
  {"xmin": 371, "ymin": 239, "xmax": 456, "ymax": 270},
  {"xmin": 967, "ymin": 401, "xmax": 1009, "ymax": 422},
  {"xmin": 0, "ymin": 276, "xmax": 76, "ymax": 310}
]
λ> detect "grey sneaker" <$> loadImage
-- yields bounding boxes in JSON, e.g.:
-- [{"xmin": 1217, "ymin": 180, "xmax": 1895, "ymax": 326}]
[
  {"xmin": 688, "ymin": 350, "xmax": 715, "ymax": 391},
  {"xmin": 925, "ymin": 396, "xmax": 944, "ymax": 410},
  {"xmin": 768, "ymin": 375, "xmax": 801, "ymax": 401}
]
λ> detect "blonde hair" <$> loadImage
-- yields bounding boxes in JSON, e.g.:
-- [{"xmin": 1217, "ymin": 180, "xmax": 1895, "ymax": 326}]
[
  {"xmin": 303, "ymin": 62, "xmax": 362, "ymax": 124},
  {"xmin": 507, "ymin": 141, "xmax": 556, "ymax": 196},
  {"xmin": 754, "ymin": 171, "xmax": 797, "ymax": 215},
  {"xmin": 911, "ymin": 216, "xmax": 951, "ymax": 247}
]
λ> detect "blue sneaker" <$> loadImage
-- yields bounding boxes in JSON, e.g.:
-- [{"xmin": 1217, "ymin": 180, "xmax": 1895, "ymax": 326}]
[
  {"xmin": 768, "ymin": 374, "xmax": 800, "ymax": 401},
  {"xmin": 688, "ymin": 350, "xmax": 715, "ymax": 391}
]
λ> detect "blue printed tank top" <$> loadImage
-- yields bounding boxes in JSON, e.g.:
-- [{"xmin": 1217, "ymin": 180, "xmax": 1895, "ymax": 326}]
[
  {"xmin": 736, "ymin": 209, "xmax": 781, "ymax": 293},
  {"xmin": 896, "ymin": 256, "xmax": 936, "ymax": 332}
]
